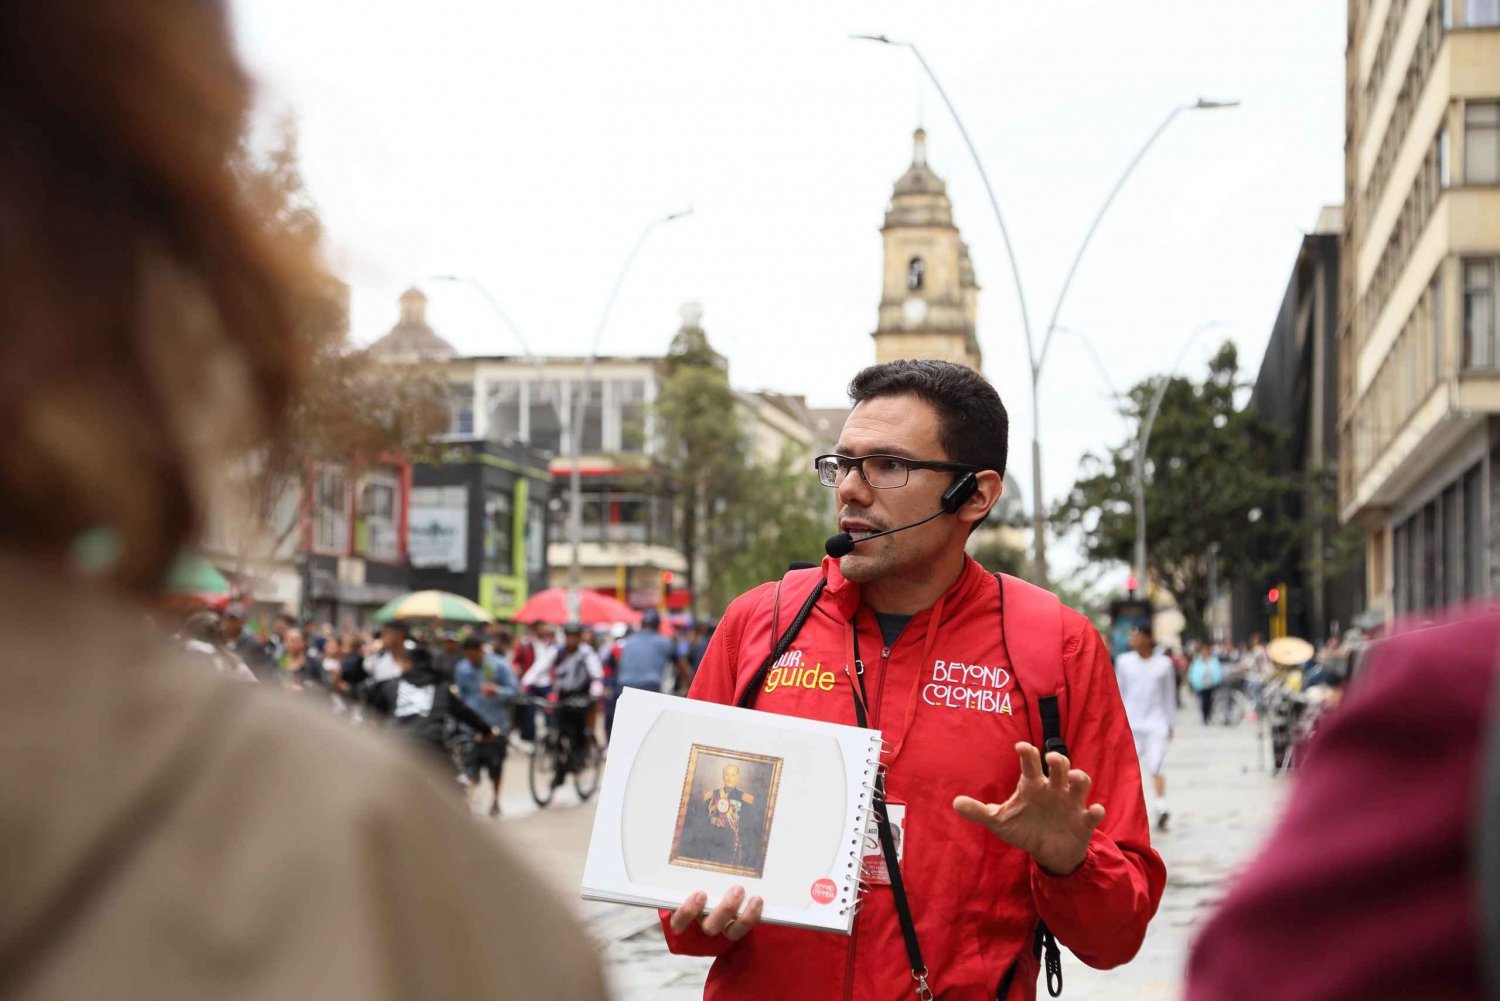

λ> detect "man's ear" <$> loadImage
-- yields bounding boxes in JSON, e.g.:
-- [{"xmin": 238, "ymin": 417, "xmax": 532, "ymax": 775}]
[{"xmin": 955, "ymin": 470, "xmax": 1004, "ymax": 530}]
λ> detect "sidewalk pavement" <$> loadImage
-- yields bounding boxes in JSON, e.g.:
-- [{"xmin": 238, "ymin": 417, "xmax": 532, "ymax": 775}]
[{"xmin": 487, "ymin": 704, "xmax": 1286, "ymax": 999}]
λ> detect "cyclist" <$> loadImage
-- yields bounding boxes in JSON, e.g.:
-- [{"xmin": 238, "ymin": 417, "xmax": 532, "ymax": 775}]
[{"xmin": 549, "ymin": 623, "xmax": 603, "ymax": 788}]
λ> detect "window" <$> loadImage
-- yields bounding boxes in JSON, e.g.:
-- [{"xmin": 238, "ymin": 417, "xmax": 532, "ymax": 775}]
[
  {"xmin": 446, "ymin": 386, "xmax": 473, "ymax": 437},
  {"xmin": 356, "ymin": 473, "xmax": 399, "ymax": 561},
  {"xmin": 1440, "ymin": 123, "xmax": 1451, "ymax": 188},
  {"xmin": 525, "ymin": 498, "xmax": 545, "ymax": 579},
  {"xmin": 1443, "ymin": 483, "xmax": 1462, "ymax": 606},
  {"xmin": 1464, "ymin": 257, "xmax": 1498, "ymax": 369},
  {"xmin": 615, "ymin": 379, "xmax": 648, "ymax": 452},
  {"xmin": 572, "ymin": 380, "xmax": 603, "ymax": 453},
  {"xmin": 1467, "ymin": 0, "xmax": 1500, "ymax": 25},
  {"xmin": 313, "ymin": 468, "xmax": 348, "ymax": 553},
  {"xmin": 489, "ymin": 381, "xmax": 523, "ymax": 442},
  {"xmin": 1433, "ymin": 270, "xmax": 1446, "ymax": 376},
  {"xmin": 1464, "ymin": 464, "xmax": 1485, "ymax": 598},
  {"xmin": 1421, "ymin": 501, "xmax": 1439, "ymax": 610},
  {"xmin": 907, "ymin": 257, "xmax": 925, "ymax": 291},
  {"xmin": 1465, "ymin": 102, "xmax": 1500, "ymax": 184},
  {"xmin": 482, "ymin": 489, "xmax": 514, "ymax": 572},
  {"xmin": 528, "ymin": 389, "xmax": 563, "ymax": 453},
  {"xmin": 1393, "ymin": 518, "xmax": 1411, "ymax": 613}
]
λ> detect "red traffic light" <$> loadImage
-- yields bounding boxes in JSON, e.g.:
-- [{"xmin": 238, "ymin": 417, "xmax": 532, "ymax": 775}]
[
  {"xmin": 1125, "ymin": 575, "xmax": 1139, "ymax": 592},
  {"xmin": 1267, "ymin": 587, "xmax": 1280, "ymax": 604},
  {"xmin": 661, "ymin": 570, "xmax": 674, "ymax": 586}
]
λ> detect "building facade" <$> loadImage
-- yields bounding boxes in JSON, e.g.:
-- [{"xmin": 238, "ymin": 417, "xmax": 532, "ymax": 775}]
[
  {"xmin": 1236, "ymin": 207, "xmax": 1367, "ymax": 642},
  {"xmin": 872, "ymin": 129, "xmax": 983, "ymax": 371},
  {"xmin": 1340, "ymin": 0, "xmax": 1500, "ymax": 622},
  {"xmin": 407, "ymin": 439, "xmax": 552, "ymax": 619}
]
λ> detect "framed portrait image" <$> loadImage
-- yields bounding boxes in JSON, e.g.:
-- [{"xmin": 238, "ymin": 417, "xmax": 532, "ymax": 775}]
[{"xmin": 668, "ymin": 744, "xmax": 784, "ymax": 878}]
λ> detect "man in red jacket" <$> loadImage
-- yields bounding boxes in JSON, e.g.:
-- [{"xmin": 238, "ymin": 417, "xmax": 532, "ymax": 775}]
[{"xmin": 662, "ymin": 360, "xmax": 1165, "ymax": 1000}]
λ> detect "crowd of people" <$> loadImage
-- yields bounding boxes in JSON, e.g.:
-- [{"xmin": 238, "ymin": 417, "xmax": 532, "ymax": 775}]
[{"xmin": 172, "ymin": 601, "xmax": 718, "ymax": 812}]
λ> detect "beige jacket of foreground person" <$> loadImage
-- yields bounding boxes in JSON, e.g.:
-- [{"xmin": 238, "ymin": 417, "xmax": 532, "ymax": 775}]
[{"xmin": 0, "ymin": 557, "xmax": 608, "ymax": 1000}]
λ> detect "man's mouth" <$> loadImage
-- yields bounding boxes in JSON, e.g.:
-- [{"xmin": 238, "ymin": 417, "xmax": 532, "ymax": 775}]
[{"xmin": 839, "ymin": 519, "xmax": 882, "ymax": 540}]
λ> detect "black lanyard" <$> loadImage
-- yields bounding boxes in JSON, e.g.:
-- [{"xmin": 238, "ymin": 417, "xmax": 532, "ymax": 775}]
[{"xmin": 850, "ymin": 619, "xmax": 934, "ymax": 1001}]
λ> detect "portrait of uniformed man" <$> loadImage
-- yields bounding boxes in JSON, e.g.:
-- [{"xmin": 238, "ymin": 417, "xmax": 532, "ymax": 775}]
[{"xmin": 669, "ymin": 747, "xmax": 781, "ymax": 878}]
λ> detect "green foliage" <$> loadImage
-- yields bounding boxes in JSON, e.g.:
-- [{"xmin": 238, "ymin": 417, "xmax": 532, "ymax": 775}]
[
  {"xmin": 1052, "ymin": 341, "xmax": 1295, "ymax": 639},
  {"xmin": 715, "ymin": 444, "xmax": 833, "ymax": 609},
  {"xmin": 232, "ymin": 115, "xmax": 446, "ymax": 554},
  {"xmin": 651, "ymin": 325, "xmax": 751, "ymax": 615}
]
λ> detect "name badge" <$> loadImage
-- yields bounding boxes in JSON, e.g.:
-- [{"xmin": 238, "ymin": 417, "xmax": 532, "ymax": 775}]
[{"xmin": 860, "ymin": 800, "xmax": 906, "ymax": 886}]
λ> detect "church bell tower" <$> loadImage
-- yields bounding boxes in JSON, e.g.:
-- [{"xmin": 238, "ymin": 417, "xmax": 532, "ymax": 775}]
[{"xmin": 871, "ymin": 128, "xmax": 982, "ymax": 371}]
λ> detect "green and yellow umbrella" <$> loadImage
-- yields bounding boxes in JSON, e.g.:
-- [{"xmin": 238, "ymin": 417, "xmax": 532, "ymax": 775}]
[{"xmin": 371, "ymin": 589, "xmax": 493, "ymax": 625}]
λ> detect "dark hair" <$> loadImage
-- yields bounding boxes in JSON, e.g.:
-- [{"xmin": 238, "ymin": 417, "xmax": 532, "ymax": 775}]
[
  {"xmin": 847, "ymin": 360, "xmax": 1007, "ymax": 478},
  {"xmin": 0, "ymin": 1, "xmax": 316, "ymax": 595},
  {"xmin": 381, "ymin": 620, "xmax": 410, "ymax": 636},
  {"xmin": 460, "ymin": 636, "xmax": 484, "ymax": 651}
]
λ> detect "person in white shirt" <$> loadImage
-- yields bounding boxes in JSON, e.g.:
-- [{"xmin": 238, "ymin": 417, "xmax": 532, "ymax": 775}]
[{"xmin": 1114, "ymin": 627, "xmax": 1177, "ymax": 831}]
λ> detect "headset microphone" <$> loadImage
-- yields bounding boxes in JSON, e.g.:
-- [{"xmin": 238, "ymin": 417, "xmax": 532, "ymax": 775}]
[{"xmin": 823, "ymin": 472, "xmax": 980, "ymax": 559}]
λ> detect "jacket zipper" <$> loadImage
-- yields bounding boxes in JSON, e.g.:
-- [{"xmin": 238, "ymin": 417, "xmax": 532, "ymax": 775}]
[{"xmin": 844, "ymin": 630, "xmax": 894, "ymax": 1001}]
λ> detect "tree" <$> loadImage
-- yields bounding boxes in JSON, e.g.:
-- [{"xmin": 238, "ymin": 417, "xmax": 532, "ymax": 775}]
[
  {"xmin": 651, "ymin": 324, "xmax": 752, "ymax": 616},
  {"xmin": 1052, "ymin": 342, "xmax": 1295, "ymax": 640},
  {"xmin": 715, "ymin": 444, "xmax": 833, "ymax": 609},
  {"xmin": 225, "ymin": 116, "xmax": 445, "ymax": 573}
]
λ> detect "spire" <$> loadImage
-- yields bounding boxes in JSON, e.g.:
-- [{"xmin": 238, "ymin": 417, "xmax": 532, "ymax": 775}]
[
  {"xmin": 399, "ymin": 286, "xmax": 428, "ymax": 325},
  {"xmin": 912, "ymin": 127, "xmax": 927, "ymax": 167}
]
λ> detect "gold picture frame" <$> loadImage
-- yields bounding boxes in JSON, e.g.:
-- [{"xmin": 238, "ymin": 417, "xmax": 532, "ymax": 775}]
[{"xmin": 668, "ymin": 744, "xmax": 783, "ymax": 878}]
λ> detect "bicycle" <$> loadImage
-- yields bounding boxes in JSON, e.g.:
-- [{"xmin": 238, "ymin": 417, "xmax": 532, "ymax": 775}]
[{"xmin": 525, "ymin": 694, "xmax": 602, "ymax": 808}]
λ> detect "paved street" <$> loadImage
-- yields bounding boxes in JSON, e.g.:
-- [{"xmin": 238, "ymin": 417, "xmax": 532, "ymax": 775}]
[{"xmin": 486, "ymin": 705, "xmax": 1286, "ymax": 999}]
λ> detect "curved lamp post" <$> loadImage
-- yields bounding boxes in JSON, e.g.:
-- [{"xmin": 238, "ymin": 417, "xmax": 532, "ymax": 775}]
[
  {"xmin": 433, "ymin": 205, "xmax": 692, "ymax": 622},
  {"xmin": 850, "ymin": 33, "xmax": 1235, "ymax": 587}
]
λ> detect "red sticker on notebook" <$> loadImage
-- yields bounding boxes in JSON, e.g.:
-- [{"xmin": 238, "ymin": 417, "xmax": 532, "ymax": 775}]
[{"xmin": 810, "ymin": 878, "xmax": 837, "ymax": 904}]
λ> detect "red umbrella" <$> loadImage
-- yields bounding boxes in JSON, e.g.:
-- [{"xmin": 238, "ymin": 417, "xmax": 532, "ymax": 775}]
[{"xmin": 512, "ymin": 588, "xmax": 643, "ymax": 627}]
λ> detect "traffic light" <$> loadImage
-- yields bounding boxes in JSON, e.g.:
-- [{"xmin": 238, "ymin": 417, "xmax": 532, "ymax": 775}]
[
  {"xmin": 660, "ymin": 570, "xmax": 674, "ymax": 604},
  {"xmin": 1264, "ymin": 583, "xmax": 1288, "ymax": 639},
  {"xmin": 1125, "ymin": 575, "xmax": 1139, "ymax": 597}
]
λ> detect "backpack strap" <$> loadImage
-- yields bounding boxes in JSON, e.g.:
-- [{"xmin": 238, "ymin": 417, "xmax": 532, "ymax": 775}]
[
  {"xmin": 996, "ymin": 572, "xmax": 1067, "ymax": 758},
  {"xmin": 1480, "ymin": 660, "xmax": 1500, "ymax": 1001},
  {"xmin": 736, "ymin": 567, "xmax": 826, "ymax": 710},
  {"xmin": 994, "ymin": 572, "xmax": 1067, "ymax": 1000}
]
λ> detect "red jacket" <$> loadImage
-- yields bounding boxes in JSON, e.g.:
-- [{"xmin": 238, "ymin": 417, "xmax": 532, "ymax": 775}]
[{"xmin": 661, "ymin": 556, "xmax": 1165, "ymax": 1000}]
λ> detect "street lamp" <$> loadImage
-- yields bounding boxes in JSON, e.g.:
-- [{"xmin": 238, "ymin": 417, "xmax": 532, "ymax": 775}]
[
  {"xmin": 1131, "ymin": 319, "xmax": 1225, "ymax": 602},
  {"xmin": 565, "ymin": 208, "xmax": 693, "ymax": 621},
  {"xmin": 850, "ymin": 33, "xmax": 1236, "ymax": 587},
  {"xmin": 435, "ymin": 204, "xmax": 691, "ymax": 622}
]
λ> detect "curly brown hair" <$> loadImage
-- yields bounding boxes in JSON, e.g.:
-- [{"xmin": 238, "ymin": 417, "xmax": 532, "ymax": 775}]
[{"xmin": 0, "ymin": 1, "xmax": 314, "ymax": 593}]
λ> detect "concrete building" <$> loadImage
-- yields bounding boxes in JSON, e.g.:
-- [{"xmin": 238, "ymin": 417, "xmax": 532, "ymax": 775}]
[
  {"xmin": 1340, "ymin": 0, "xmax": 1500, "ymax": 622},
  {"xmin": 1235, "ymin": 207, "xmax": 1366, "ymax": 643},
  {"xmin": 872, "ymin": 128, "xmax": 982, "ymax": 371},
  {"xmin": 407, "ymin": 439, "xmax": 553, "ymax": 619},
  {"xmin": 378, "ymin": 292, "xmax": 827, "ymax": 611}
]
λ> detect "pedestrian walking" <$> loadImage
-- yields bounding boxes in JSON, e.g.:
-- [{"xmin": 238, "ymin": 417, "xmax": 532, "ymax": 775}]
[
  {"xmin": 1115, "ymin": 626, "xmax": 1177, "ymax": 831},
  {"xmin": 1188, "ymin": 644, "xmax": 1223, "ymax": 725},
  {"xmin": 616, "ymin": 608, "xmax": 684, "ymax": 694},
  {"xmin": 662, "ymin": 359, "xmax": 1164, "ymax": 1000},
  {"xmin": 454, "ymin": 633, "xmax": 518, "ymax": 816}
]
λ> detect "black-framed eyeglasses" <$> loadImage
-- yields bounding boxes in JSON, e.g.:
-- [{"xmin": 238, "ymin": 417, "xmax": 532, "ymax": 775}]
[{"xmin": 814, "ymin": 453, "xmax": 982, "ymax": 490}]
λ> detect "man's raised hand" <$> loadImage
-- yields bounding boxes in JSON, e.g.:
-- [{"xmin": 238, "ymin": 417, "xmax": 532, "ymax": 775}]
[{"xmin": 953, "ymin": 742, "xmax": 1105, "ymax": 876}]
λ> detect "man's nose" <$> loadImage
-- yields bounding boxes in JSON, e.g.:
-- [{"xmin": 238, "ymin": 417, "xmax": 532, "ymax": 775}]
[{"xmin": 835, "ymin": 464, "xmax": 874, "ymax": 509}]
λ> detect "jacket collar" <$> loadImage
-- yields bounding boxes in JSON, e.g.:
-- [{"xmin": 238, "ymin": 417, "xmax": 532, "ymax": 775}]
[{"xmin": 819, "ymin": 552, "xmax": 992, "ymax": 626}]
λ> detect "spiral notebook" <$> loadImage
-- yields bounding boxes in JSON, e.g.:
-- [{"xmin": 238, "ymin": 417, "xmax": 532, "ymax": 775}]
[{"xmin": 581, "ymin": 688, "xmax": 883, "ymax": 934}]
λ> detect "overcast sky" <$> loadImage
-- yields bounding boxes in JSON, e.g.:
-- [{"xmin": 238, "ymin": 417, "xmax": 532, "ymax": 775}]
[{"xmin": 234, "ymin": 1, "xmax": 1345, "ymax": 576}]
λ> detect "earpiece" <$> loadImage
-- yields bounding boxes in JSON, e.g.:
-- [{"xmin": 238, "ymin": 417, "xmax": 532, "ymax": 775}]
[{"xmin": 940, "ymin": 472, "xmax": 979, "ymax": 514}]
